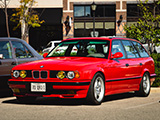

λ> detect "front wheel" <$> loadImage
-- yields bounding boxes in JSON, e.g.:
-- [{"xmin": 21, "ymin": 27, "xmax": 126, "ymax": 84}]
[
  {"xmin": 136, "ymin": 72, "xmax": 151, "ymax": 97},
  {"xmin": 86, "ymin": 73, "xmax": 105, "ymax": 105}
]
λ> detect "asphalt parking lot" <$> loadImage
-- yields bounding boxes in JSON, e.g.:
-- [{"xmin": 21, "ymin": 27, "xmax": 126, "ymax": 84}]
[{"xmin": 0, "ymin": 88, "xmax": 160, "ymax": 120}]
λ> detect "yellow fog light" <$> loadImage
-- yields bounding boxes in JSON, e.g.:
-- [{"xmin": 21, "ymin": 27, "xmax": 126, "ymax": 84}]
[
  {"xmin": 20, "ymin": 70, "xmax": 27, "ymax": 78},
  {"xmin": 12, "ymin": 88, "xmax": 20, "ymax": 93},
  {"xmin": 57, "ymin": 71, "xmax": 65, "ymax": 79}
]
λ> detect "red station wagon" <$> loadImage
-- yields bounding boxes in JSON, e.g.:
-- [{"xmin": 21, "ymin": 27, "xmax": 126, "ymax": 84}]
[{"xmin": 8, "ymin": 37, "xmax": 156, "ymax": 105}]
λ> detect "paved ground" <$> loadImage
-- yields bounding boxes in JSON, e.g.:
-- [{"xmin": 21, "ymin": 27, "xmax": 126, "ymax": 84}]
[
  {"xmin": 151, "ymin": 87, "xmax": 160, "ymax": 93},
  {"xmin": 0, "ymin": 88, "xmax": 160, "ymax": 120}
]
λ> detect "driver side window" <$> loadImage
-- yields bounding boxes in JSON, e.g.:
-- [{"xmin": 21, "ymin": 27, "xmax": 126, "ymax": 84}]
[{"xmin": 111, "ymin": 40, "xmax": 126, "ymax": 59}]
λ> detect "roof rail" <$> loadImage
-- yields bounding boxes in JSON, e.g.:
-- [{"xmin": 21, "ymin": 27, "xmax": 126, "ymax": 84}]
[{"xmin": 100, "ymin": 36, "xmax": 125, "ymax": 39}]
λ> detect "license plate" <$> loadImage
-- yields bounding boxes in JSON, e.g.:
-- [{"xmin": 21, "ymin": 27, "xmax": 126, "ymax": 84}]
[{"xmin": 31, "ymin": 83, "xmax": 46, "ymax": 92}]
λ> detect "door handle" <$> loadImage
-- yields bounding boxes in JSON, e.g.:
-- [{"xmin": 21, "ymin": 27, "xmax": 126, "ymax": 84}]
[
  {"xmin": 140, "ymin": 63, "xmax": 143, "ymax": 66},
  {"xmin": 126, "ymin": 63, "xmax": 129, "ymax": 67},
  {"xmin": 11, "ymin": 62, "xmax": 17, "ymax": 65}
]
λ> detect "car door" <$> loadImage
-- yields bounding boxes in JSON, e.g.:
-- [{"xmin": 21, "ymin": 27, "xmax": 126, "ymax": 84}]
[
  {"xmin": 121, "ymin": 40, "xmax": 142, "ymax": 90},
  {"xmin": 0, "ymin": 41, "xmax": 17, "ymax": 77},
  {"xmin": 106, "ymin": 40, "xmax": 129, "ymax": 93},
  {"xmin": 11, "ymin": 41, "xmax": 38, "ymax": 65}
]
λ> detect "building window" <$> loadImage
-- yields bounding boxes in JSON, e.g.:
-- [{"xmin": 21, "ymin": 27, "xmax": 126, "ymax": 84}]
[
  {"xmin": 74, "ymin": 22, "xmax": 85, "ymax": 29},
  {"xmin": 74, "ymin": 5, "xmax": 115, "ymax": 18},
  {"xmin": 127, "ymin": 4, "xmax": 139, "ymax": 17},
  {"xmin": 95, "ymin": 6, "xmax": 104, "ymax": 17},
  {"xmin": 74, "ymin": 4, "xmax": 116, "ymax": 37},
  {"xmin": 74, "ymin": 6, "xmax": 91, "ymax": 17},
  {"xmin": 95, "ymin": 5, "xmax": 115, "ymax": 17},
  {"xmin": 105, "ymin": 5, "xmax": 116, "ymax": 17}
]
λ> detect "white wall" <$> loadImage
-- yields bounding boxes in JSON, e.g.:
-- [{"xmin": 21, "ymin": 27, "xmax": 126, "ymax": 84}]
[{"xmin": 8, "ymin": 0, "xmax": 63, "ymax": 8}]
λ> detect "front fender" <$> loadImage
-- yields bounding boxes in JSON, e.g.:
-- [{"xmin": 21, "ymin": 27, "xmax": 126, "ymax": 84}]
[{"xmin": 80, "ymin": 67, "xmax": 105, "ymax": 80}]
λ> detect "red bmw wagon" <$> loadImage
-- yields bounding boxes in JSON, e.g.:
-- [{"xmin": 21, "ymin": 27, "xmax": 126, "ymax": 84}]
[{"xmin": 8, "ymin": 37, "xmax": 156, "ymax": 105}]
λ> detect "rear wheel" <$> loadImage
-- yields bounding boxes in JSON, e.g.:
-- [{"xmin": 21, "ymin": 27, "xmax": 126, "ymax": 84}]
[
  {"xmin": 136, "ymin": 72, "xmax": 150, "ymax": 97},
  {"xmin": 16, "ymin": 96, "xmax": 37, "ymax": 103},
  {"xmin": 86, "ymin": 73, "xmax": 105, "ymax": 105}
]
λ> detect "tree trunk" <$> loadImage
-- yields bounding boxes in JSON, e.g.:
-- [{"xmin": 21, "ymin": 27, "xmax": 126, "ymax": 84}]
[
  {"xmin": 4, "ymin": 0, "xmax": 10, "ymax": 37},
  {"xmin": 21, "ymin": 18, "xmax": 25, "ymax": 40}
]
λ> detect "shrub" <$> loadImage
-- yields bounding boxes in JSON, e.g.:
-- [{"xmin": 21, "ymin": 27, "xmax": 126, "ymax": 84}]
[{"xmin": 151, "ymin": 53, "xmax": 160, "ymax": 87}]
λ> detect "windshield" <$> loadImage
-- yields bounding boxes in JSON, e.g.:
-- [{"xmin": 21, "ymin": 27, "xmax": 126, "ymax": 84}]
[{"xmin": 47, "ymin": 40, "xmax": 110, "ymax": 58}]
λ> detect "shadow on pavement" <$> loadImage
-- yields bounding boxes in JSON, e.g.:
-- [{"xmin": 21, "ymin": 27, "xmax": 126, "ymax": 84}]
[
  {"xmin": 0, "ymin": 89, "xmax": 13, "ymax": 98},
  {"xmin": 2, "ymin": 92, "xmax": 136, "ymax": 106}
]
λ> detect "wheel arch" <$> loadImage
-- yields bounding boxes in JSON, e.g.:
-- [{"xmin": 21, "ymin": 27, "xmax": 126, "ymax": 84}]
[
  {"xmin": 141, "ymin": 68, "xmax": 150, "ymax": 78},
  {"xmin": 96, "ymin": 71, "xmax": 105, "ymax": 82}
]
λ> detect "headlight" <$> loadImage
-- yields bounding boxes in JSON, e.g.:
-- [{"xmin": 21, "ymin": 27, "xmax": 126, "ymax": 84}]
[
  {"xmin": 20, "ymin": 70, "xmax": 27, "ymax": 78},
  {"xmin": 56, "ymin": 71, "xmax": 80, "ymax": 79},
  {"xmin": 13, "ymin": 70, "xmax": 19, "ymax": 78},
  {"xmin": 67, "ymin": 71, "xmax": 75, "ymax": 79},
  {"xmin": 57, "ymin": 71, "xmax": 65, "ymax": 79}
]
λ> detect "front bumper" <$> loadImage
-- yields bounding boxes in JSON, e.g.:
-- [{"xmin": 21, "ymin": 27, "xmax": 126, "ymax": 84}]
[{"xmin": 8, "ymin": 79, "xmax": 91, "ymax": 98}]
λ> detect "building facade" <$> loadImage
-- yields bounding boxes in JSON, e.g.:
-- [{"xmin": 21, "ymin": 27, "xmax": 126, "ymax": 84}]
[
  {"xmin": 63, "ymin": 0, "xmax": 125, "ymax": 39},
  {"xmin": 0, "ymin": 0, "xmax": 150, "ymax": 50}
]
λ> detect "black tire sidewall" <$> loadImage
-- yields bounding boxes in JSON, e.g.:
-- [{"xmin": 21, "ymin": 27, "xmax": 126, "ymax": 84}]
[
  {"xmin": 86, "ymin": 73, "xmax": 105, "ymax": 105},
  {"xmin": 138, "ymin": 72, "xmax": 151, "ymax": 97}
]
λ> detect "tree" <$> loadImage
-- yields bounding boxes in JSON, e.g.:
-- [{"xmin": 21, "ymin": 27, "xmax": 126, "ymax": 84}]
[
  {"xmin": 10, "ymin": 0, "xmax": 44, "ymax": 43},
  {"xmin": 124, "ymin": 0, "xmax": 160, "ymax": 54},
  {"xmin": 0, "ymin": 0, "xmax": 11, "ymax": 37}
]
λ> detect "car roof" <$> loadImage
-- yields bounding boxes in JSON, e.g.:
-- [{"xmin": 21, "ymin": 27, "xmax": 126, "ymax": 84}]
[
  {"xmin": 0, "ymin": 37, "xmax": 25, "ymax": 42},
  {"xmin": 62, "ymin": 37, "xmax": 138, "ymax": 42}
]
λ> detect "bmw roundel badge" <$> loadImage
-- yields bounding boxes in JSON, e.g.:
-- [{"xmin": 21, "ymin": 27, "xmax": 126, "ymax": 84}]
[{"xmin": 40, "ymin": 65, "xmax": 44, "ymax": 68}]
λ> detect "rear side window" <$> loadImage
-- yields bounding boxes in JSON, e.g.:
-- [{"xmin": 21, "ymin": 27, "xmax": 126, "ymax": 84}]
[
  {"xmin": 132, "ymin": 41, "xmax": 149, "ymax": 57},
  {"xmin": 122, "ymin": 40, "xmax": 140, "ymax": 58}
]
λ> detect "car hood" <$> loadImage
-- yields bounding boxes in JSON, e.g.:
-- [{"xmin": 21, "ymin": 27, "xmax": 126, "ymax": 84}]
[{"xmin": 13, "ymin": 57, "xmax": 107, "ymax": 71}]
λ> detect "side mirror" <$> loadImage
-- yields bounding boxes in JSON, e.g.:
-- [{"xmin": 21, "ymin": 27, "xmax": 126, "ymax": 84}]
[
  {"xmin": 111, "ymin": 52, "xmax": 123, "ymax": 59},
  {"xmin": 43, "ymin": 53, "xmax": 48, "ymax": 58},
  {"xmin": 0, "ymin": 54, "xmax": 3, "ymax": 59}
]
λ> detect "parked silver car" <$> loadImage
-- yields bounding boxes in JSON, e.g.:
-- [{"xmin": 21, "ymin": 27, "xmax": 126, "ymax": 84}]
[{"xmin": 0, "ymin": 37, "xmax": 43, "ymax": 94}]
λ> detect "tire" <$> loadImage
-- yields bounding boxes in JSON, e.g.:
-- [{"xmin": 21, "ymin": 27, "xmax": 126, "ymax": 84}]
[
  {"xmin": 86, "ymin": 73, "xmax": 105, "ymax": 105},
  {"xmin": 136, "ymin": 72, "xmax": 151, "ymax": 97},
  {"xmin": 16, "ymin": 96, "xmax": 37, "ymax": 103}
]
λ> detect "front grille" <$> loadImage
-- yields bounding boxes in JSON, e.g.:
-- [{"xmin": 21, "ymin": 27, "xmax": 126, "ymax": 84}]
[
  {"xmin": 33, "ymin": 71, "xmax": 48, "ymax": 79},
  {"xmin": 50, "ymin": 71, "xmax": 58, "ymax": 78},
  {"xmin": 26, "ymin": 70, "xmax": 32, "ymax": 77},
  {"xmin": 33, "ymin": 71, "xmax": 39, "ymax": 78},
  {"xmin": 41, "ymin": 71, "xmax": 47, "ymax": 78}
]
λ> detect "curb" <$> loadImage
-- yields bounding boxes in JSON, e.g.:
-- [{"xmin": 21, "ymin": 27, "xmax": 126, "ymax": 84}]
[{"xmin": 151, "ymin": 87, "xmax": 160, "ymax": 93}]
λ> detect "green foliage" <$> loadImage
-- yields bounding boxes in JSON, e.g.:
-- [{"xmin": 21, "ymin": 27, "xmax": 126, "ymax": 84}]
[
  {"xmin": 151, "ymin": 53, "xmax": 160, "ymax": 87},
  {"xmin": 10, "ymin": 0, "xmax": 44, "ymax": 32},
  {"xmin": 124, "ymin": 0, "xmax": 160, "ymax": 53}
]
